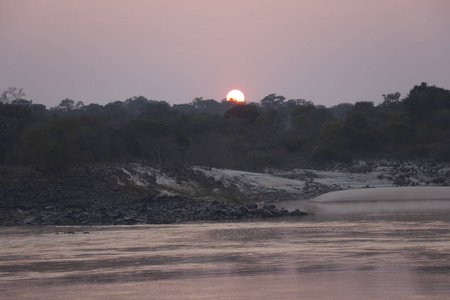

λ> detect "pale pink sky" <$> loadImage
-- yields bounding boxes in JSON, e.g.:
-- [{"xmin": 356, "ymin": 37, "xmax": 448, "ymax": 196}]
[{"xmin": 1, "ymin": 0, "xmax": 449, "ymax": 107}]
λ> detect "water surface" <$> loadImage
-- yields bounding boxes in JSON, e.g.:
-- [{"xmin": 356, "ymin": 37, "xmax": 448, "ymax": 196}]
[{"xmin": 1, "ymin": 214, "xmax": 449, "ymax": 299}]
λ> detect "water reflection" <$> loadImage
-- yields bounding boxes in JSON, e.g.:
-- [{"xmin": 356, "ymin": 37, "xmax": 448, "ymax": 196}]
[{"xmin": 1, "ymin": 214, "xmax": 449, "ymax": 299}]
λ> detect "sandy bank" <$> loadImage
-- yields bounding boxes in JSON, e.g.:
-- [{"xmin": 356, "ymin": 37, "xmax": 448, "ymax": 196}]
[
  {"xmin": 311, "ymin": 186, "xmax": 450, "ymax": 203},
  {"xmin": 306, "ymin": 186, "xmax": 450, "ymax": 215}
]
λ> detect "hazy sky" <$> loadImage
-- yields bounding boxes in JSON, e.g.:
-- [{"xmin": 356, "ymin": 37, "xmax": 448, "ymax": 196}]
[{"xmin": 1, "ymin": 0, "xmax": 449, "ymax": 107}]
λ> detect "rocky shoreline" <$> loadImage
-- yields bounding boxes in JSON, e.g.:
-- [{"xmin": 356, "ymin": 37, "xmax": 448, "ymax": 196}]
[
  {"xmin": 1, "ymin": 194, "xmax": 307, "ymax": 226},
  {"xmin": 2, "ymin": 159, "xmax": 449, "ymax": 226},
  {"xmin": 0, "ymin": 166, "xmax": 308, "ymax": 225}
]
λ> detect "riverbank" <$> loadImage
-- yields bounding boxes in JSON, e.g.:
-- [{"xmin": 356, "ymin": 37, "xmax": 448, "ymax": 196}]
[
  {"xmin": 1, "ymin": 159, "xmax": 448, "ymax": 225},
  {"xmin": 0, "ymin": 165, "xmax": 307, "ymax": 225},
  {"xmin": 0, "ymin": 194, "xmax": 306, "ymax": 226}
]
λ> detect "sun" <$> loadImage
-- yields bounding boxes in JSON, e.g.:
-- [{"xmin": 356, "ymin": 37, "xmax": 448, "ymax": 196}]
[{"xmin": 226, "ymin": 89, "xmax": 245, "ymax": 103}]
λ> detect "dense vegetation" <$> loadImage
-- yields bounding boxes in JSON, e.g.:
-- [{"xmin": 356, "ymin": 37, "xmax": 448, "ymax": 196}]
[{"xmin": 1, "ymin": 82, "xmax": 450, "ymax": 172}]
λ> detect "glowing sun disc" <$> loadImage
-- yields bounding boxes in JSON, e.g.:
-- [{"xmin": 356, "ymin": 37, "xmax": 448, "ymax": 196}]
[{"xmin": 226, "ymin": 89, "xmax": 245, "ymax": 103}]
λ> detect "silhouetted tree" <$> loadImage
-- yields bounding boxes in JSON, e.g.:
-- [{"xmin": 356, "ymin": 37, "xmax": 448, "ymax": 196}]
[
  {"xmin": 380, "ymin": 92, "xmax": 402, "ymax": 110},
  {"xmin": 403, "ymin": 82, "xmax": 450, "ymax": 117},
  {"xmin": 224, "ymin": 103, "xmax": 260, "ymax": 123},
  {"xmin": 125, "ymin": 119, "xmax": 189, "ymax": 167},
  {"xmin": 1, "ymin": 82, "xmax": 449, "ymax": 169},
  {"xmin": 329, "ymin": 103, "xmax": 353, "ymax": 120},
  {"xmin": 0, "ymin": 103, "xmax": 34, "ymax": 164},
  {"xmin": 0, "ymin": 87, "xmax": 26, "ymax": 104},
  {"xmin": 52, "ymin": 98, "xmax": 84, "ymax": 112}
]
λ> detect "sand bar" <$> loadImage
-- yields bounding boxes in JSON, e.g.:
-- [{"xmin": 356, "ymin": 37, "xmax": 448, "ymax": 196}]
[
  {"xmin": 310, "ymin": 186, "xmax": 450, "ymax": 203},
  {"xmin": 306, "ymin": 186, "xmax": 450, "ymax": 214}
]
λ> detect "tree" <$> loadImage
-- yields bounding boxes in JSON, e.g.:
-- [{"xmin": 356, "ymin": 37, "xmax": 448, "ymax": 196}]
[
  {"xmin": 0, "ymin": 87, "xmax": 26, "ymax": 104},
  {"xmin": 286, "ymin": 98, "xmax": 313, "ymax": 109},
  {"xmin": 82, "ymin": 103, "xmax": 104, "ymax": 115},
  {"xmin": 12, "ymin": 99, "xmax": 33, "ymax": 106},
  {"xmin": 70, "ymin": 115, "xmax": 113, "ymax": 162},
  {"xmin": 224, "ymin": 103, "xmax": 260, "ymax": 123},
  {"xmin": 126, "ymin": 119, "xmax": 189, "ymax": 167},
  {"xmin": 191, "ymin": 97, "xmax": 221, "ymax": 113},
  {"xmin": 20, "ymin": 123, "xmax": 72, "ymax": 171},
  {"xmin": 259, "ymin": 94, "xmax": 295, "ymax": 132},
  {"xmin": 104, "ymin": 101, "xmax": 128, "ymax": 125},
  {"xmin": 123, "ymin": 96, "xmax": 171, "ymax": 118},
  {"xmin": 173, "ymin": 98, "xmax": 235, "ymax": 115},
  {"xmin": 260, "ymin": 94, "xmax": 286, "ymax": 109},
  {"xmin": 351, "ymin": 101, "xmax": 375, "ymax": 115},
  {"xmin": 53, "ymin": 98, "xmax": 84, "ymax": 112},
  {"xmin": 188, "ymin": 132, "xmax": 226, "ymax": 170},
  {"xmin": 290, "ymin": 100, "xmax": 318, "ymax": 137},
  {"xmin": 403, "ymin": 82, "xmax": 450, "ymax": 117},
  {"xmin": 329, "ymin": 103, "xmax": 354, "ymax": 120},
  {"xmin": 0, "ymin": 103, "xmax": 34, "ymax": 164},
  {"xmin": 381, "ymin": 92, "xmax": 401, "ymax": 106},
  {"xmin": 320, "ymin": 121, "xmax": 347, "ymax": 149}
]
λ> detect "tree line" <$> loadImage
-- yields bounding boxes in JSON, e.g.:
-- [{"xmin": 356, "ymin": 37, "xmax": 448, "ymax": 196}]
[{"xmin": 1, "ymin": 82, "xmax": 449, "ymax": 172}]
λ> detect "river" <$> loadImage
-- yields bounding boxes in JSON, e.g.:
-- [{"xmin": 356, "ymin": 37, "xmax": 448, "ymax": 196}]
[{"xmin": 1, "ymin": 213, "xmax": 449, "ymax": 299}]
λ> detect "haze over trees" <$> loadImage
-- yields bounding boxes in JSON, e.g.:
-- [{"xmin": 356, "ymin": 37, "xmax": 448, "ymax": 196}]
[{"xmin": 1, "ymin": 82, "xmax": 449, "ymax": 172}]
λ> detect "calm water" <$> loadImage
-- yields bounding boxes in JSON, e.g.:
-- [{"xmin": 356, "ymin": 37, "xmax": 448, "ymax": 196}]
[{"xmin": 1, "ymin": 214, "xmax": 449, "ymax": 299}]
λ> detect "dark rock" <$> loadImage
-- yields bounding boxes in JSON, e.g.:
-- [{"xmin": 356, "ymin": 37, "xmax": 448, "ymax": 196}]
[
  {"xmin": 280, "ymin": 208, "xmax": 290, "ymax": 216},
  {"xmin": 290, "ymin": 209, "xmax": 308, "ymax": 216},
  {"xmin": 245, "ymin": 204, "xmax": 258, "ymax": 210},
  {"xmin": 261, "ymin": 209, "xmax": 275, "ymax": 217},
  {"xmin": 23, "ymin": 216, "xmax": 36, "ymax": 224},
  {"xmin": 143, "ymin": 195, "xmax": 307, "ymax": 224},
  {"xmin": 0, "ymin": 176, "xmax": 308, "ymax": 225}
]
